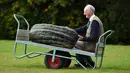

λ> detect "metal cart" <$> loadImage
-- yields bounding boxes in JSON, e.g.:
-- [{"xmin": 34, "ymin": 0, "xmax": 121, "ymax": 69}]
[{"xmin": 13, "ymin": 14, "xmax": 114, "ymax": 69}]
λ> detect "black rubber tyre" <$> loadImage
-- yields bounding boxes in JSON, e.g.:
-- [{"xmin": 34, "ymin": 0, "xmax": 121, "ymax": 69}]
[
  {"xmin": 62, "ymin": 52, "xmax": 71, "ymax": 67},
  {"xmin": 44, "ymin": 50, "xmax": 65, "ymax": 69},
  {"xmin": 53, "ymin": 51, "xmax": 71, "ymax": 67}
]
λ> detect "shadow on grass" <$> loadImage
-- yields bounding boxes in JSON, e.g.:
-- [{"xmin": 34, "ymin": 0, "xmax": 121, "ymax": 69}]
[
  {"xmin": 102, "ymin": 66, "xmax": 130, "ymax": 71},
  {"xmin": 63, "ymin": 66, "xmax": 130, "ymax": 70},
  {"xmin": 11, "ymin": 64, "xmax": 87, "ymax": 70},
  {"xmin": 10, "ymin": 63, "xmax": 130, "ymax": 71}
]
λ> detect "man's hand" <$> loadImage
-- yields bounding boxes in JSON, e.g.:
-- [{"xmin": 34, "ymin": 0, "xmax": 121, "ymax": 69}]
[{"xmin": 78, "ymin": 35, "xmax": 84, "ymax": 41}]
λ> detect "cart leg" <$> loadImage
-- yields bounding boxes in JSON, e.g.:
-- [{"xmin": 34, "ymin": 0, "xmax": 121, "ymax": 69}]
[
  {"xmin": 14, "ymin": 42, "xmax": 18, "ymax": 58},
  {"xmin": 24, "ymin": 44, "xmax": 42, "ymax": 58},
  {"xmin": 52, "ymin": 50, "xmax": 56, "ymax": 62},
  {"xmin": 99, "ymin": 48, "xmax": 105, "ymax": 68},
  {"xmin": 74, "ymin": 58, "xmax": 87, "ymax": 70}
]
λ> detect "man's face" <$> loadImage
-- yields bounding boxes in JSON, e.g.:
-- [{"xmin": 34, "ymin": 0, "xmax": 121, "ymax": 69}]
[{"xmin": 84, "ymin": 8, "xmax": 91, "ymax": 18}]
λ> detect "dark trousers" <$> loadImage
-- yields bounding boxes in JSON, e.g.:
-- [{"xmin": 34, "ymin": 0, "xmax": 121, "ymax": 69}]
[{"xmin": 76, "ymin": 54, "xmax": 93, "ymax": 66}]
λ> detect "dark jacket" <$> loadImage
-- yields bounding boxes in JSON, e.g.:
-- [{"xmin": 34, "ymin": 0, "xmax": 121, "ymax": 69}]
[{"xmin": 75, "ymin": 20, "xmax": 100, "ymax": 42}]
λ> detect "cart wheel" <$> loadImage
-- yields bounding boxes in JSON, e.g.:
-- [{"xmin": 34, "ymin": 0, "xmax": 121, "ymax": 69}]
[
  {"xmin": 44, "ymin": 51, "xmax": 65, "ymax": 69},
  {"xmin": 51, "ymin": 51, "xmax": 71, "ymax": 67}
]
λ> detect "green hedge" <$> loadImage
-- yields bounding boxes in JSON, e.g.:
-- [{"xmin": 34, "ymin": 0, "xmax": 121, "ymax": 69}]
[{"xmin": 0, "ymin": 0, "xmax": 130, "ymax": 44}]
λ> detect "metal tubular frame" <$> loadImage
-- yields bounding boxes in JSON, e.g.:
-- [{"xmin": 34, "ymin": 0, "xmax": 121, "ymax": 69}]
[{"xmin": 13, "ymin": 14, "xmax": 114, "ymax": 69}]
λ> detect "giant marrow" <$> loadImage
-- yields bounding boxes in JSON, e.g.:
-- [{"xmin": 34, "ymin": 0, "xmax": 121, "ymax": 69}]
[{"xmin": 29, "ymin": 23, "xmax": 79, "ymax": 48}]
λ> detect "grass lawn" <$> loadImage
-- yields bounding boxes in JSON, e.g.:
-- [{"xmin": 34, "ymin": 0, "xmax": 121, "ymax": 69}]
[{"xmin": 0, "ymin": 40, "xmax": 130, "ymax": 73}]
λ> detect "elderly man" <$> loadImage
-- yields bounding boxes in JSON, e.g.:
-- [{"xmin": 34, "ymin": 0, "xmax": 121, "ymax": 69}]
[{"xmin": 74, "ymin": 4, "xmax": 104, "ymax": 67}]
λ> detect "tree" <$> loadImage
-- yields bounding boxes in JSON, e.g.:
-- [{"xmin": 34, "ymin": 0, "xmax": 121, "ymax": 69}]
[{"xmin": 0, "ymin": 0, "xmax": 130, "ymax": 44}]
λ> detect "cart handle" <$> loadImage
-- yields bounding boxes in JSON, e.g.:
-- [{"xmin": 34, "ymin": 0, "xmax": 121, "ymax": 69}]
[
  {"xmin": 98, "ymin": 30, "xmax": 114, "ymax": 47},
  {"xmin": 13, "ymin": 14, "xmax": 30, "ymax": 30}
]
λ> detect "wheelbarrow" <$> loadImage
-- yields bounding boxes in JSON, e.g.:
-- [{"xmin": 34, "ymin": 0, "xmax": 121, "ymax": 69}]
[{"xmin": 13, "ymin": 14, "xmax": 114, "ymax": 69}]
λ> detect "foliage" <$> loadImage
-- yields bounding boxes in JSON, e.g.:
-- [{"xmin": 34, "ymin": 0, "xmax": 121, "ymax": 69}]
[{"xmin": 0, "ymin": 0, "xmax": 130, "ymax": 44}]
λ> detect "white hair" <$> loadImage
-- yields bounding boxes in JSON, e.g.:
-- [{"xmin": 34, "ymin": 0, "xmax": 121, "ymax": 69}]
[{"xmin": 84, "ymin": 4, "xmax": 95, "ymax": 13}]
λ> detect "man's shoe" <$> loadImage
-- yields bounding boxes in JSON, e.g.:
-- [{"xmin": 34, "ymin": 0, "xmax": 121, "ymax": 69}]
[
  {"xmin": 74, "ymin": 63, "xmax": 81, "ymax": 67},
  {"xmin": 74, "ymin": 63, "xmax": 89, "ymax": 67},
  {"xmin": 86, "ymin": 62, "xmax": 95, "ymax": 68}
]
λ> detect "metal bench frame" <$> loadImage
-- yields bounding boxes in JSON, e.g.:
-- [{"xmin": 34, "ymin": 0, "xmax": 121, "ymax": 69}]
[{"xmin": 13, "ymin": 14, "xmax": 114, "ymax": 69}]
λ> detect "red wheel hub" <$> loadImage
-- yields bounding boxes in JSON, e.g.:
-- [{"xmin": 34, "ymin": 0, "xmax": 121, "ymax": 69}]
[{"xmin": 48, "ymin": 56, "xmax": 61, "ymax": 67}]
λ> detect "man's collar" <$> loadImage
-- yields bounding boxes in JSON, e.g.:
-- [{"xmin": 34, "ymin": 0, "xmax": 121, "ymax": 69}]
[{"xmin": 89, "ymin": 14, "xmax": 95, "ymax": 21}]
